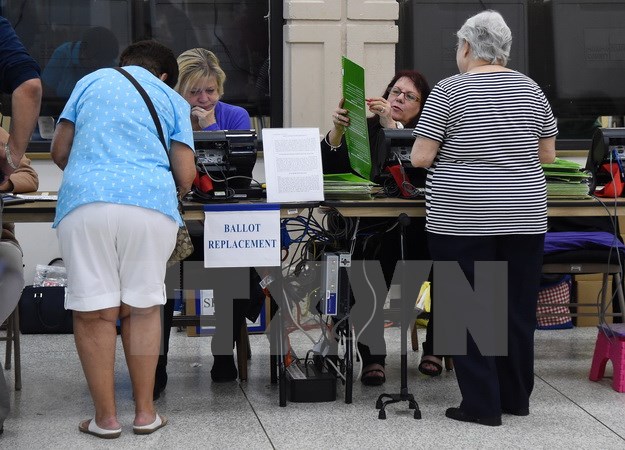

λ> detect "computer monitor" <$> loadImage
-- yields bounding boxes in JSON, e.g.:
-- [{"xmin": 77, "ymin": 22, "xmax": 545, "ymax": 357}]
[
  {"xmin": 194, "ymin": 130, "xmax": 258, "ymax": 190},
  {"xmin": 585, "ymin": 127, "xmax": 625, "ymax": 192},
  {"xmin": 382, "ymin": 128, "xmax": 414, "ymax": 165},
  {"xmin": 382, "ymin": 128, "xmax": 428, "ymax": 197},
  {"xmin": 529, "ymin": 0, "xmax": 625, "ymax": 117},
  {"xmin": 398, "ymin": 0, "xmax": 529, "ymax": 85}
]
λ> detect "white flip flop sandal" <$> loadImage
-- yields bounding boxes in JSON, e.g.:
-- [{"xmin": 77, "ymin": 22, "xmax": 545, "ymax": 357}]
[
  {"xmin": 133, "ymin": 414, "xmax": 168, "ymax": 435},
  {"xmin": 78, "ymin": 419, "xmax": 122, "ymax": 439}
]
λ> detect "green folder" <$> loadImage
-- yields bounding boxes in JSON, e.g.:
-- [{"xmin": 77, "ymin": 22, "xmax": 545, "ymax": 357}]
[
  {"xmin": 542, "ymin": 158, "xmax": 590, "ymax": 198},
  {"xmin": 323, "ymin": 173, "xmax": 374, "ymax": 184},
  {"xmin": 342, "ymin": 56, "xmax": 371, "ymax": 181}
]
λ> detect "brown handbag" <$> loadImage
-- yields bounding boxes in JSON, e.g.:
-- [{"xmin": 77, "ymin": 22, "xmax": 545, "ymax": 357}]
[
  {"xmin": 168, "ymin": 201, "xmax": 194, "ymax": 267},
  {"xmin": 114, "ymin": 67, "xmax": 194, "ymax": 265}
]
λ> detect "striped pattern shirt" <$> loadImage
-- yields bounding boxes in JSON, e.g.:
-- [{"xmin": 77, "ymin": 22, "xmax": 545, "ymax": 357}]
[{"xmin": 413, "ymin": 71, "xmax": 558, "ymax": 236}]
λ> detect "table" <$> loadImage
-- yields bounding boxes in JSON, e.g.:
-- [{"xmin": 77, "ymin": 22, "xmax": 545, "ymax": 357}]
[
  {"xmin": 322, "ymin": 197, "xmax": 625, "ymax": 218},
  {"xmin": 5, "ymin": 196, "xmax": 625, "ymax": 406},
  {"xmin": 7, "ymin": 197, "xmax": 625, "ymax": 223},
  {"xmin": 2, "ymin": 198, "xmax": 317, "ymax": 223}
]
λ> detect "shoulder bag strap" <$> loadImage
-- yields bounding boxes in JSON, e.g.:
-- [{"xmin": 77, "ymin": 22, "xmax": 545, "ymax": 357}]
[
  {"xmin": 113, "ymin": 67, "xmax": 168, "ymax": 153},
  {"xmin": 113, "ymin": 67, "xmax": 185, "ymax": 208}
]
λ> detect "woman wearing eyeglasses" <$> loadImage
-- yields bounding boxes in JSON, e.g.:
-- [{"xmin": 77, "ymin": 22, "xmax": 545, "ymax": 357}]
[
  {"xmin": 322, "ymin": 70, "xmax": 430, "ymax": 182},
  {"xmin": 320, "ymin": 70, "xmax": 431, "ymax": 386}
]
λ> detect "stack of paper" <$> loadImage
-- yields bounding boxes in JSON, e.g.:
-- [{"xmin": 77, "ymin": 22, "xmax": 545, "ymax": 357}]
[
  {"xmin": 323, "ymin": 173, "xmax": 377, "ymax": 200},
  {"xmin": 542, "ymin": 158, "xmax": 591, "ymax": 199}
]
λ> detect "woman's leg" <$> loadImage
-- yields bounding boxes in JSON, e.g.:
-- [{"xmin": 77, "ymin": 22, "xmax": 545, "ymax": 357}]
[
  {"xmin": 114, "ymin": 205, "xmax": 176, "ymax": 423},
  {"xmin": 155, "ymin": 293, "xmax": 174, "ymax": 397},
  {"xmin": 120, "ymin": 304, "xmax": 161, "ymax": 426},
  {"xmin": 157, "ymin": 224, "xmax": 202, "ymax": 391},
  {"xmin": 73, "ymin": 307, "xmax": 121, "ymax": 430},
  {"xmin": 428, "ymin": 233, "xmax": 501, "ymax": 419},
  {"xmin": 495, "ymin": 234, "xmax": 544, "ymax": 413},
  {"xmin": 210, "ymin": 297, "xmax": 248, "ymax": 382},
  {"xmin": 58, "ymin": 204, "xmax": 124, "ymax": 431},
  {"xmin": 418, "ymin": 317, "xmax": 445, "ymax": 376}
]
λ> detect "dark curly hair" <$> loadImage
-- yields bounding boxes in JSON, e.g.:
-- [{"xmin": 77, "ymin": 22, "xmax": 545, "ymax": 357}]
[
  {"xmin": 119, "ymin": 40, "xmax": 179, "ymax": 88},
  {"xmin": 374, "ymin": 70, "xmax": 431, "ymax": 128}
]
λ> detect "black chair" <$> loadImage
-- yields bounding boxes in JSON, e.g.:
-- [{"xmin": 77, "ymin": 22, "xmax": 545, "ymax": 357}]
[{"xmin": 540, "ymin": 248, "xmax": 625, "ymax": 323}]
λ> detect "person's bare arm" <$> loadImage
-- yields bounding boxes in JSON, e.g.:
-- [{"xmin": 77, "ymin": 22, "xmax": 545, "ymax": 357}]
[
  {"xmin": 169, "ymin": 141, "xmax": 196, "ymax": 195},
  {"xmin": 327, "ymin": 98, "xmax": 348, "ymax": 147},
  {"xmin": 538, "ymin": 136, "xmax": 556, "ymax": 164},
  {"xmin": 7, "ymin": 78, "xmax": 42, "ymax": 161},
  {"xmin": 0, "ymin": 78, "xmax": 42, "ymax": 178},
  {"xmin": 411, "ymin": 136, "xmax": 440, "ymax": 168},
  {"xmin": 50, "ymin": 120, "xmax": 75, "ymax": 170}
]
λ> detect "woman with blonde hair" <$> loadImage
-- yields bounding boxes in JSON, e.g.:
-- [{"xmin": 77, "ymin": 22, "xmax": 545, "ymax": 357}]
[
  {"xmin": 175, "ymin": 48, "xmax": 250, "ymax": 131},
  {"xmin": 153, "ymin": 48, "xmax": 254, "ymax": 398}
]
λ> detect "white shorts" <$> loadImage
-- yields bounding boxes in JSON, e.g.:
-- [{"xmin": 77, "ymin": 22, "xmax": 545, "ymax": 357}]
[{"xmin": 56, "ymin": 203, "xmax": 178, "ymax": 312}]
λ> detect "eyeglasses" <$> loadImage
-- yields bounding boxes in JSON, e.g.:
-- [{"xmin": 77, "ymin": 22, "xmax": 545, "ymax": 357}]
[{"xmin": 387, "ymin": 87, "xmax": 421, "ymax": 103}]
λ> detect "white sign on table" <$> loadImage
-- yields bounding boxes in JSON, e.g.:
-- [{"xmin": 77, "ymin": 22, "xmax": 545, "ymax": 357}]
[{"xmin": 203, "ymin": 203, "xmax": 281, "ymax": 268}]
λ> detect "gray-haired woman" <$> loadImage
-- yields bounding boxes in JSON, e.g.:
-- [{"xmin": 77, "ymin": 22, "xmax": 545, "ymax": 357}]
[{"xmin": 411, "ymin": 10, "xmax": 557, "ymax": 426}]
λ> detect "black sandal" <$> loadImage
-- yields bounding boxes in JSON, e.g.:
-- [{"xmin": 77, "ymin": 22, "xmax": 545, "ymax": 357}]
[
  {"xmin": 361, "ymin": 363, "xmax": 386, "ymax": 386},
  {"xmin": 418, "ymin": 355, "xmax": 443, "ymax": 377}
]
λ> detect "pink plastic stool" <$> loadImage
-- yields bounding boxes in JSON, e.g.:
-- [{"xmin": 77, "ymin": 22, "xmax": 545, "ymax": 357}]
[{"xmin": 589, "ymin": 323, "xmax": 625, "ymax": 393}]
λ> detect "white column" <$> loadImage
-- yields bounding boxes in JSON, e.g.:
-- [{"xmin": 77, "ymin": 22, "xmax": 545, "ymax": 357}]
[{"xmin": 283, "ymin": 0, "xmax": 399, "ymax": 132}]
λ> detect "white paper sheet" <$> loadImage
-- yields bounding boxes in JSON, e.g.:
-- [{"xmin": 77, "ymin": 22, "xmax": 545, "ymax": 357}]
[{"xmin": 261, "ymin": 128, "xmax": 325, "ymax": 203}]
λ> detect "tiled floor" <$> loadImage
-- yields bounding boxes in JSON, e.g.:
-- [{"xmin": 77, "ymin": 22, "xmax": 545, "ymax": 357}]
[{"xmin": 1, "ymin": 325, "xmax": 625, "ymax": 448}]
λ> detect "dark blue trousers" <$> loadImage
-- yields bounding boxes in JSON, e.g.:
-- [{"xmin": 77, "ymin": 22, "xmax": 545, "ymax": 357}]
[{"xmin": 428, "ymin": 232, "xmax": 544, "ymax": 418}]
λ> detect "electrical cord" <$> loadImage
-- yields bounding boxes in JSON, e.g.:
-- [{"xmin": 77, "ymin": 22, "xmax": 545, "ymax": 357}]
[
  {"xmin": 588, "ymin": 152, "xmax": 624, "ymax": 332},
  {"xmin": 280, "ymin": 286, "xmax": 320, "ymax": 345},
  {"xmin": 196, "ymin": 160, "xmax": 264, "ymax": 199},
  {"xmin": 401, "ymin": 180, "xmax": 425, "ymax": 198},
  {"xmin": 281, "ymin": 208, "xmax": 394, "ymax": 382},
  {"xmin": 277, "ymin": 208, "xmax": 412, "ymax": 384},
  {"xmin": 278, "ymin": 209, "xmax": 362, "ymax": 382},
  {"xmin": 353, "ymin": 259, "xmax": 377, "ymax": 382},
  {"xmin": 380, "ymin": 176, "xmax": 400, "ymax": 198},
  {"xmin": 322, "ymin": 208, "xmax": 355, "ymax": 241}
]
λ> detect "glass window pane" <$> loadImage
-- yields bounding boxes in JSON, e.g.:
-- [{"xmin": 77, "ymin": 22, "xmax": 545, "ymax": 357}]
[{"xmin": 0, "ymin": 0, "xmax": 270, "ymax": 138}]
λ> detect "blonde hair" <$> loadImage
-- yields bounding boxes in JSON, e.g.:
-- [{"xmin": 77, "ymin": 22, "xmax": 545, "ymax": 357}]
[{"xmin": 175, "ymin": 48, "xmax": 226, "ymax": 96}]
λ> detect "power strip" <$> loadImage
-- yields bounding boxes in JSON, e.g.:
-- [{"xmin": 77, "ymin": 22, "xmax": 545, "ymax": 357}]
[{"xmin": 285, "ymin": 359, "xmax": 337, "ymax": 403}]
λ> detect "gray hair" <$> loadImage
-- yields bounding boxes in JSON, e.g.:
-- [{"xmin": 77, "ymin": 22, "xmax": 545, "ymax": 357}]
[{"xmin": 456, "ymin": 10, "xmax": 512, "ymax": 66}]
